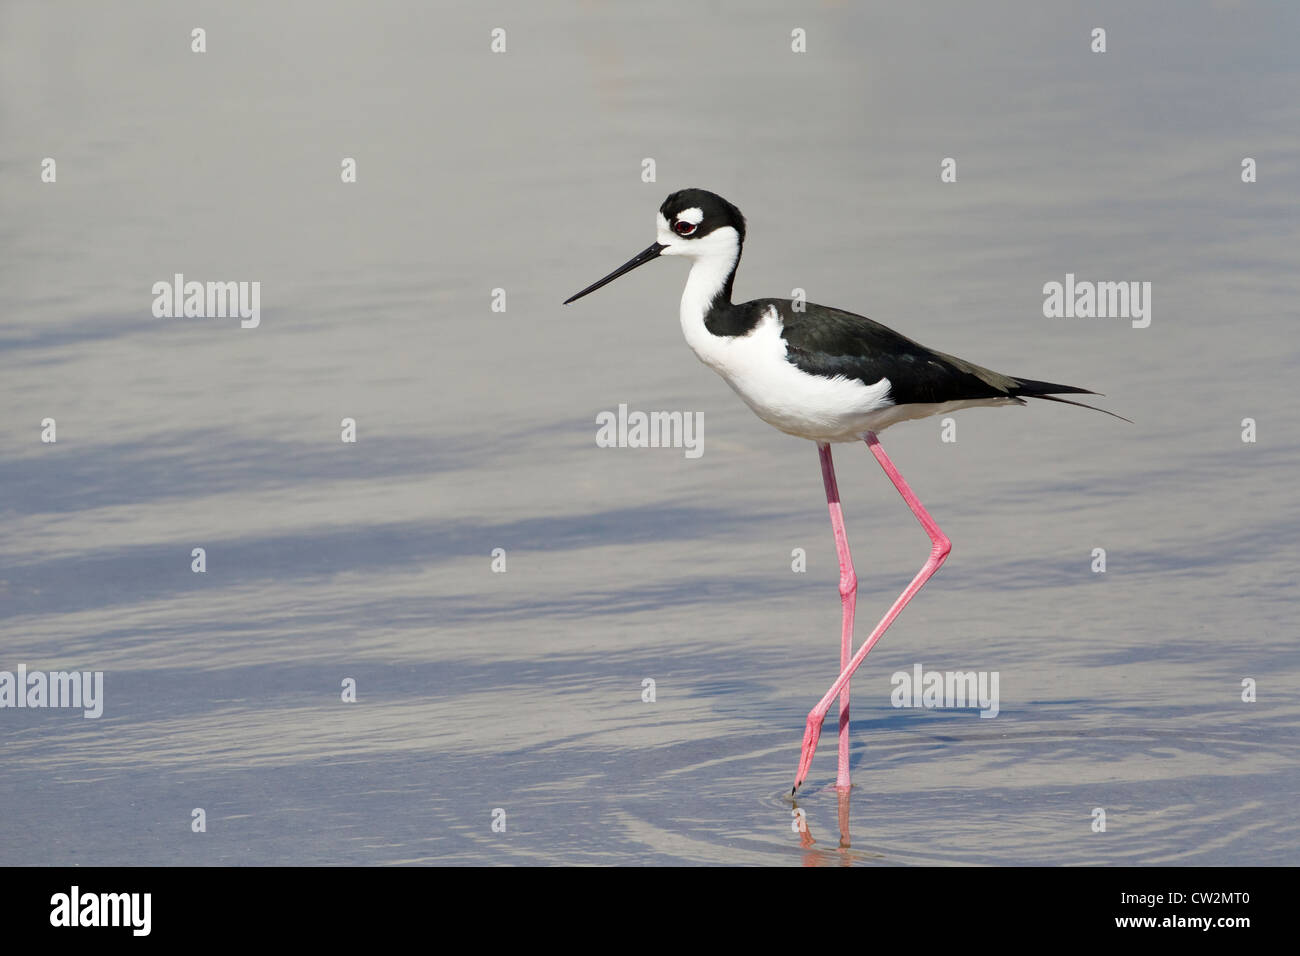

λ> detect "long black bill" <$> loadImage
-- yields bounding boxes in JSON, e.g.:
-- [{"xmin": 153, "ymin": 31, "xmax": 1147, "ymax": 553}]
[{"xmin": 564, "ymin": 242, "xmax": 666, "ymax": 305}]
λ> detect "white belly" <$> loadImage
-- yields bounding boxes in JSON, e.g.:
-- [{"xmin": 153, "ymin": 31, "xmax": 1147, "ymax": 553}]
[{"xmin": 679, "ymin": 305, "xmax": 882, "ymax": 441}]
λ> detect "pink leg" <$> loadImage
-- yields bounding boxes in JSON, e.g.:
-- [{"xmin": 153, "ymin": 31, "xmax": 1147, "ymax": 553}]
[
  {"xmin": 794, "ymin": 432, "xmax": 952, "ymax": 793},
  {"xmin": 817, "ymin": 442, "xmax": 857, "ymax": 792}
]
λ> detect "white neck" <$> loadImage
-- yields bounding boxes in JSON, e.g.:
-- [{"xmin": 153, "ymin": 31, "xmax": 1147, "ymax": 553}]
[
  {"xmin": 678, "ymin": 251, "xmax": 737, "ymax": 368},
  {"xmin": 682, "ymin": 251, "xmax": 735, "ymax": 315},
  {"xmin": 671, "ymin": 227, "xmax": 741, "ymax": 354}
]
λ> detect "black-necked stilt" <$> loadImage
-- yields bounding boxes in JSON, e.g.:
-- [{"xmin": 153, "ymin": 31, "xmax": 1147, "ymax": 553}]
[{"xmin": 564, "ymin": 188, "xmax": 1127, "ymax": 794}]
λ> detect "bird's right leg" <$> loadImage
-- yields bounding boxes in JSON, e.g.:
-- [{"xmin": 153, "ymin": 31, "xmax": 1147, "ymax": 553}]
[{"xmin": 817, "ymin": 442, "xmax": 858, "ymax": 792}]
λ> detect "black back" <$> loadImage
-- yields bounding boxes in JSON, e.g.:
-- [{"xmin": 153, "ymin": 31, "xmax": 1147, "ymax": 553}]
[{"xmin": 710, "ymin": 298, "xmax": 1024, "ymax": 405}]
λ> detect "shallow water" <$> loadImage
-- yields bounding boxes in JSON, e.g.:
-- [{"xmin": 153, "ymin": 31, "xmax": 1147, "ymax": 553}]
[{"xmin": 2, "ymin": 1, "xmax": 1298, "ymax": 865}]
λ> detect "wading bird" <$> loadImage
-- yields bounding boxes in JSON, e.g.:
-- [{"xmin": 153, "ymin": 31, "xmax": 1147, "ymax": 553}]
[{"xmin": 564, "ymin": 189, "xmax": 1125, "ymax": 794}]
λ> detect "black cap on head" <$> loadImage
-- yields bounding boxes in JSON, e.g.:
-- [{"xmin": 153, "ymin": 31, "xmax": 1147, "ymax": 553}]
[{"xmin": 660, "ymin": 188, "xmax": 746, "ymax": 243}]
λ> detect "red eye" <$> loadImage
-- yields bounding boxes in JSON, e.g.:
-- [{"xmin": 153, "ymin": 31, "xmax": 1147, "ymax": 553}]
[{"xmin": 673, "ymin": 219, "xmax": 697, "ymax": 236}]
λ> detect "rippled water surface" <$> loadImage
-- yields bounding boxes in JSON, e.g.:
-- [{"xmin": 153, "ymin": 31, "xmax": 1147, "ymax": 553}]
[{"xmin": 3, "ymin": 1, "xmax": 1298, "ymax": 865}]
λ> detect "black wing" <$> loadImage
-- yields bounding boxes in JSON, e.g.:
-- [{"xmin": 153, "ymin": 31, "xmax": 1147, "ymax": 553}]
[
  {"xmin": 751, "ymin": 298, "xmax": 1126, "ymax": 417},
  {"xmin": 763, "ymin": 299, "xmax": 1018, "ymax": 405}
]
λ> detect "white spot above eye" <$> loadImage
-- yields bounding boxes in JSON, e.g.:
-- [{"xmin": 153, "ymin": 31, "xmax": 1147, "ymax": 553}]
[{"xmin": 676, "ymin": 207, "xmax": 704, "ymax": 225}]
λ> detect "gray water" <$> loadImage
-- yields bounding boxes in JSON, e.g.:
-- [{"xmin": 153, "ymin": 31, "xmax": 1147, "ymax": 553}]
[{"xmin": 2, "ymin": 0, "xmax": 1297, "ymax": 865}]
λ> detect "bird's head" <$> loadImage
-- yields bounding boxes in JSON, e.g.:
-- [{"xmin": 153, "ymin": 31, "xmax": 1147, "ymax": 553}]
[{"xmin": 564, "ymin": 188, "xmax": 745, "ymax": 304}]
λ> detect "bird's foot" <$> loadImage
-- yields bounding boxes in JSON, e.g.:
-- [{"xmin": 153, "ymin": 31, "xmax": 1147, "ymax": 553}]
[{"xmin": 792, "ymin": 711, "xmax": 826, "ymax": 794}]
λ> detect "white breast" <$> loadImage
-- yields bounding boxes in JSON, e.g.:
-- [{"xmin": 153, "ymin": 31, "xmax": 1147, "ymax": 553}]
[{"xmin": 682, "ymin": 300, "xmax": 901, "ymax": 442}]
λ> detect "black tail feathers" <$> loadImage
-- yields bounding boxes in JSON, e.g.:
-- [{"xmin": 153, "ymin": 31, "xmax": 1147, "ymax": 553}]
[{"xmin": 1010, "ymin": 377, "xmax": 1133, "ymax": 424}]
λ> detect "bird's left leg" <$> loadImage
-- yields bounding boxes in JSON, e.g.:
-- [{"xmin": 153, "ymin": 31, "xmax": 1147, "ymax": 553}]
[
  {"xmin": 817, "ymin": 442, "xmax": 857, "ymax": 792},
  {"xmin": 794, "ymin": 432, "xmax": 951, "ymax": 793}
]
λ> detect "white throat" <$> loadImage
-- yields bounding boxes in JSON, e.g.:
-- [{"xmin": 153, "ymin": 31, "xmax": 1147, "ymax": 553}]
[
  {"xmin": 662, "ymin": 225, "xmax": 741, "ymax": 353},
  {"xmin": 681, "ymin": 250, "xmax": 736, "ymax": 317},
  {"xmin": 677, "ymin": 247, "xmax": 736, "ymax": 360}
]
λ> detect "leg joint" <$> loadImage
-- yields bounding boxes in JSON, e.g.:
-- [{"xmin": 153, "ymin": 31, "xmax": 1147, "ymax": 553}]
[{"xmin": 932, "ymin": 534, "xmax": 952, "ymax": 560}]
